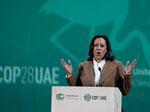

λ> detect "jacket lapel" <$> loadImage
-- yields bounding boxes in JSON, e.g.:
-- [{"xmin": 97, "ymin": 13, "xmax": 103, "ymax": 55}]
[
  {"xmin": 100, "ymin": 61, "xmax": 113, "ymax": 83},
  {"xmin": 82, "ymin": 61, "xmax": 95, "ymax": 86}
]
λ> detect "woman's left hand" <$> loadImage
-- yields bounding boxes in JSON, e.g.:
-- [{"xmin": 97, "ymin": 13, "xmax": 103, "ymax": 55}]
[{"xmin": 124, "ymin": 59, "xmax": 137, "ymax": 75}]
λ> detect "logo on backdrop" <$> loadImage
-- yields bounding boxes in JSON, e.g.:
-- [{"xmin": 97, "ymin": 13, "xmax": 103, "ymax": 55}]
[
  {"xmin": 83, "ymin": 93, "xmax": 107, "ymax": 102},
  {"xmin": 0, "ymin": 66, "xmax": 60, "ymax": 85},
  {"xmin": 84, "ymin": 93, "xmax": 92, "ymax": 102},
  {"xmin": 56, "ymin": 93, "xmax": 64, "ymax": 100}
]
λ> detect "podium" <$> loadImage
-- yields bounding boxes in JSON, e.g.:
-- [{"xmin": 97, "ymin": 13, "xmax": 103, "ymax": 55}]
[{"xmin": 51, "ymin": 86, "xmax": 122, "ymax": 112}]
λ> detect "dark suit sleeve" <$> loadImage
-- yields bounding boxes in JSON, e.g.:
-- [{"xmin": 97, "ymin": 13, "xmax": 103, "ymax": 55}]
[
  {"xmin": 116, "ymin": 62, "xmax": 132, "ymax": 96},
  {"xmin": 117, "ymin": 75, "xmax": 132, "ymax": 96},
  {"xmin": 66, "ymin": 74, "xmax": 76, "ymax": 86},
  {"xmin": 66, "ymin": 63, "xmax": 83, "ymax": 86}
]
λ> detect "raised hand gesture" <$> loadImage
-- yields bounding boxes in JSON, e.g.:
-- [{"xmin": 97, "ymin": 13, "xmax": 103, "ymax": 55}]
[
  {"xmin": 60, "ymin": 59, "xmax": 73, "ymax": 74},
  {"xmin": 124, "ymin": 59, "xmax": 136, "ymax": 75}
]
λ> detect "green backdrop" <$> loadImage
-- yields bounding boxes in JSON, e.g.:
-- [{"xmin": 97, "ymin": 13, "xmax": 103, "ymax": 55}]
[{"xmin": 0, "ymin": 0, "xmax": 150, "ymax": 112}]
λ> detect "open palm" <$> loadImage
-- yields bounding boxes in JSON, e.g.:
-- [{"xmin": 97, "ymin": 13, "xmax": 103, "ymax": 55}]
[
  {"xmin": 60, "ymin": 59, "xmax": 73, "ymax": 74},
  {"xmin": 125, "ymin": 59, "xmax": 136, "ymax": 75}
]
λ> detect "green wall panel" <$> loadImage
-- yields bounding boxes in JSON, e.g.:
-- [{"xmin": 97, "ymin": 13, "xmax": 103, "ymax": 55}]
[{"xmin": 0, "ymin": 0, "xmax": 150, "ymax": 112}]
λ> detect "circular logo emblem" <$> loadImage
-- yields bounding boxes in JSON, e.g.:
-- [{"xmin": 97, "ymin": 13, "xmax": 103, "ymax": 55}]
[
  {"xmin": 56, "ymin": 93, "xmax": 64, "ymax": 100},
  {"xmin": 84, "ymin": 93, "xmax": 91, "ymax": 102}
]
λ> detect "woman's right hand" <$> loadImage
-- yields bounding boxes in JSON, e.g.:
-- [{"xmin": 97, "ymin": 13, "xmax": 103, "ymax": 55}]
[{"xmin": 60, "ymin": 59, "xmax": 73, "ymax": 74}]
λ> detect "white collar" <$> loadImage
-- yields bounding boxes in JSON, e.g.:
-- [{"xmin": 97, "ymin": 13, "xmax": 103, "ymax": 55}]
[{"xmin": 93, "ymin": 58, "xmax": 106, "ymax": 69}]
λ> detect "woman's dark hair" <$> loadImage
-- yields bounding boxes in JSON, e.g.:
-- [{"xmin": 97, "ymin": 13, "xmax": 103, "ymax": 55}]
[{"xmin": 87, "ymin": 34, "xmax": 114, "ymax": 61}]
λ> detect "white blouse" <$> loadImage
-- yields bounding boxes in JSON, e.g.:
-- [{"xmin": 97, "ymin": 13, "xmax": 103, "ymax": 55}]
[{"xmin": 93, "ymin": 58, "xmax": 106, "ymax": 86}]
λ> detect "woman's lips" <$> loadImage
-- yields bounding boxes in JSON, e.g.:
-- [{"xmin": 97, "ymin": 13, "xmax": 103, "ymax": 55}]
[{"xmin": 96, "ymin": 52, "xmax": 101, "ymax": 56}]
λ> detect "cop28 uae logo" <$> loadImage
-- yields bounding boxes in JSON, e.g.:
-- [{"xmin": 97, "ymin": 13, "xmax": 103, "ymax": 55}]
[
  {"xmin": 56, "ymin": 93, "xmax": 64, "ymax": 100},
  {"xmin": 84, "ymin": 93, "xmax": 91, "ymax": 102}
]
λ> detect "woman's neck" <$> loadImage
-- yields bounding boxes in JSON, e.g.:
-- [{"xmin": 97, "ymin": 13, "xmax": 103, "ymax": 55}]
[{"xmin": 93, "ymin": 58, "xmax": 102, "ymax": 63}]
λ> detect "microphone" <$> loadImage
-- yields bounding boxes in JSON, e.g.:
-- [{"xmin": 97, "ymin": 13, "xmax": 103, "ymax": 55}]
[
  {"xmin": 98, "ymin": 67, "xmax": 101, "ymax": 72},
  {"xmin": 95, "ymin": 67, "xmax": 102, "ymax": 86},
  {"xmin": 98, "ymin": 67, "xmax": 102, "ymax": 77}
]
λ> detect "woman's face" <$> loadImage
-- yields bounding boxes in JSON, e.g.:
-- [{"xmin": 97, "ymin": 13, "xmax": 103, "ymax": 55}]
[{"xmin": 93, "ymin": 38, "xmax": 107, "ymax": 62}]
